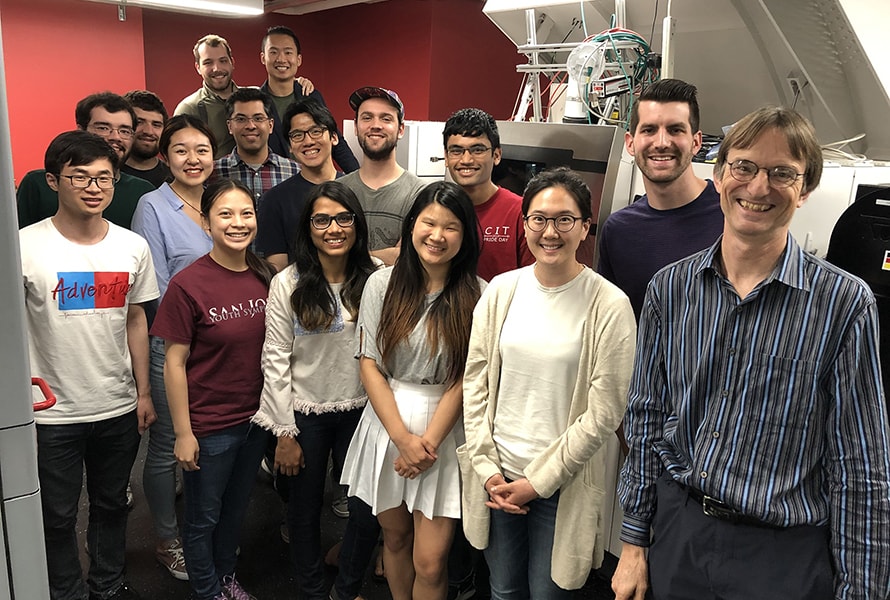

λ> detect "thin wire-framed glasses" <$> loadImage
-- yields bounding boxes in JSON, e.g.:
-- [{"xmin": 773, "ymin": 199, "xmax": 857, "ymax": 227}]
[
  {"xmin": 310, "ymin": 212, "xmax": 355, "ymax": 230},
  {"xmin": 446, "ymin": 145, "xmax": 493, "ymax": 158},
  {"xmin": 288, "ymin": 126, "xmax": 327, "ymax": 142},
  {"xmin": 59, "ymin": 174, "xmax": 119, "ymax": 190},
  {"xmin": 89, "ymin": 123, "xmax": 135, "ymax": 139},
  {"xmin": 227, "ymin": 115, "xmax": 270, "ymax": 126},
  {"xmin": 524, "ymin": 214, "xmax": 583, "ymax": 232},
  {"xmin": 728, "ymin": 159, "xmax": 804, "ymax": 188}
]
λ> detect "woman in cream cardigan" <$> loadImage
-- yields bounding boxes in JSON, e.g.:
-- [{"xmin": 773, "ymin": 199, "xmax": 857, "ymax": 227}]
[{"xmin": 459, "ymin": 167, "xmax": 636, "ymax": 598}]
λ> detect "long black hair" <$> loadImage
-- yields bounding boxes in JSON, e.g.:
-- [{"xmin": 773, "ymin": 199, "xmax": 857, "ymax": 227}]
[
  {"xmin": 377, "ymin": 181, "xmax": 481, "ymax": 387},
  {"xmin": 290, "ymin": 181, "xmax": 376, "ymax": 330},
  {"xmin": 201, "ymin": 177, "xmax": 277, "ymax": 287}
]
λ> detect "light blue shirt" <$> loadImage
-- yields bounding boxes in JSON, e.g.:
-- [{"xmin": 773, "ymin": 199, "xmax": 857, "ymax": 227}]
[{"xmin": 131, "ymin": 183, "xmax": 212, "ymax": 298}]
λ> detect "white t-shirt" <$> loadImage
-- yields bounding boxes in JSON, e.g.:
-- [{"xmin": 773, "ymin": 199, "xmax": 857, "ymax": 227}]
[
  {"xmin": 493, "ymin": 267, "xmax": 591, "ymax": 480},
  {"xmin": 21, "ymin": 218, "xmax": 159, "ymax": 424}
]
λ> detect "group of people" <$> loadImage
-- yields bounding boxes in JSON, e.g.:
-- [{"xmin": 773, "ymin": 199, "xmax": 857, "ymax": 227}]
[{"xmin": 15, "ymin": 26, "xmax": 890, "ymax": 600}]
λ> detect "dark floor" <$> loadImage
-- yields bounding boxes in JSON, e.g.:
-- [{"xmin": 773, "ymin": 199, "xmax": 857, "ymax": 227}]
[{"xmin": 75, "ymin": 435, "xmax": 616, "ymax": 599}]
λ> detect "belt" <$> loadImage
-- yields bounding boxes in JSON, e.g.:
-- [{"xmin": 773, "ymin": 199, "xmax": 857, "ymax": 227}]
[{"xmin": 683, "ymin": 484, "xmax": 782, "ymax": 530}]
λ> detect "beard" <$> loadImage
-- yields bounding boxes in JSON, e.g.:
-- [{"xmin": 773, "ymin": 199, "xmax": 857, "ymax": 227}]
[
  {"xmin": 359, "ymin": 135, "xmax": 397, "ymax": 161},
  {"xmin": 129, "ymin": 142, "xmax": 159, "ymax": 161}
]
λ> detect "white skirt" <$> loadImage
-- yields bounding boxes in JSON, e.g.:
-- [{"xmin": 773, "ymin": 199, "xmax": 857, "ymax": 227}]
[{"xmin": 340, "ymin": 379, "xmax": 463, "ymax": 519}]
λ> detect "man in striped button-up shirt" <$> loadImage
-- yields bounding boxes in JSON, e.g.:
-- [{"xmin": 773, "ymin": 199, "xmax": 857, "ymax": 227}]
[{"xmin": 613, "ymin": 106, "xmax": 890, "ymax": 600}]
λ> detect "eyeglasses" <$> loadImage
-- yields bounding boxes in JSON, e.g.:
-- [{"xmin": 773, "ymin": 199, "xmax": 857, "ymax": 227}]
[
  {"xmin": 228, "ymin": 115, "xmax": 270, "ymax": 126},
  {"xmin": 524, "ymin": 214, "xmax": 583, "ymax": 232},
  {"xmin": 89, "ymin": 123, "xmax": 135, "ymax": 139},
  {"xmin": 288, "ymin": 126, "xmax": 327, "ymax": 142},
  {"xmin": 310, "ymin": 212, "xmax": 355, "ymax": 230},
  {"xmin": 727, "ymin": 159, "xmax": 804, "ymax": 188},
  {"xmin": 446, "ymin": 145, "xmax": 493, "ymax": 158},
  {"xmin": 59, "ymin": 174, "xmax": 119, "ymax": 190}
]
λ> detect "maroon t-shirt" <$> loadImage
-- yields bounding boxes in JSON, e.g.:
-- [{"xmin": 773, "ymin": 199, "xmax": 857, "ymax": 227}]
[
  {"xmin": 475, "ymin": 187, "xmax": 535, "ymax": 281},
  {"xmin": 151, "ymin": 254, "xmax": 268, "ymax": 437}
]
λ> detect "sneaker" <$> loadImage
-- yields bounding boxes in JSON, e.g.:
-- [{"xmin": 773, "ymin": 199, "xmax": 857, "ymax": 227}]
[
  {"xmin": 90, "ymin": 583, "xmax": 142, "ymax": 599},
  {"xmin": 221, "ymin": 575, "xmax": 256, "ymax": 600},
  {"xmin": 126, "ymin": 483, "xmax": 134, "ymax": 509},
  {"xmin": 447, "ymin": 574, "xmax": 476, "ymax": 600},
  {"xmin": 156, "ymin": 537, "xmax": 189, "ymax": 581},
  {"xmin": 331, "ymin": 495, "xmax": 349, "ymax": 518}
]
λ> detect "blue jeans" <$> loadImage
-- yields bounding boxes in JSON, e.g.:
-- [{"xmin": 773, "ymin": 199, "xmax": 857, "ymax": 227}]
[
  {"xmin": 283, "ymin": 408, "xmax": 362, "ymax": 599},
  {"xmin": 141, "ymin": 336, "xmax": 178, "ymax": 541},
  {"xmin": 37, "ymin": 410, "xmax": 140, "ymax": 600},
  {"xmin": 484, "ymin": 492, "xmax": 571, "ymax": 600},
  {"xmin": 181, "ymin": 421, "xmax": 269, "ymax": 600}
]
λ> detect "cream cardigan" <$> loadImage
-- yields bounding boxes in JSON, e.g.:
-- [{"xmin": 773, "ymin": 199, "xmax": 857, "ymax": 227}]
[{"xmin": 459, "ymin": 266, "xmax": 636, "ymax": 589}]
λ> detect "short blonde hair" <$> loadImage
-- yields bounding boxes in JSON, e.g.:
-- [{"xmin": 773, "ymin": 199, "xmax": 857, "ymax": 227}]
[{"xmin": 193, "ymin": 34, "xmax": 232, "ymax": 63}]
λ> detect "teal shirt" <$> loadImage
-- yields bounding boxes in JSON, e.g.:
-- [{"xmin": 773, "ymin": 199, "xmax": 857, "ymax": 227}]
[{"xmin": 16, "ymin": 169, "xmax": 154, "ymax": 230}]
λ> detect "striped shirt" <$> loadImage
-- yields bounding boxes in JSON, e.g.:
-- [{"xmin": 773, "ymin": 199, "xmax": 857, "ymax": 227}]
[
  {"xmin": 213, "ymin": 150, "xmax": 300, "ymax": 214},
  {"xmin": 618, "ymin": 234, "xmax": 890, "ymax": 598}
]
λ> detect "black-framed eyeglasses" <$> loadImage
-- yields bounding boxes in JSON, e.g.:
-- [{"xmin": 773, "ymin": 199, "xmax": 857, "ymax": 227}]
[
  {"xmin": 727, "ymin": 159, "xmax": 804, "ymax": 188},
  {"xmin": 446, "ymin": 145, "xmax": 493, "ymax": 158},
  {"xmin": 524, "ymin": 214, "xmax": 583, "ymax": 233},
  {"xmin": 288, "ymin": 126, "xmax": 327, "ymax": 142},
  {"xmin": 227, "ymin": 115, "xmax": 270, "ymax": 126},
  {"xmin": 89, "ymin": 123, "xmax": 135, "ymax": 139},
  {"xmin": 59, "ymin": 174, "xmax": 119, "ymax": 190},
  {"xmin": 310, "ymin": 212, "xmax": 355, "ymax": 230}
]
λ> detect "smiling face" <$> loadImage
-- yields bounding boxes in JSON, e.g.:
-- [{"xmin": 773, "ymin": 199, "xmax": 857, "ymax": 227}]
[
  {"xmin": 625, "ymin": 100, "xmax": 702, "ymax": 185},
  {"xmin": 355, "ymin": 97, "xmax": 403, "ymax": 161},
  {"xmin": 227, "ymin": 100, "xmax": 272, "ymax": 156},
  {"xmin": 524, "ymin": 185, "xmax": 590, "ymax": 271},
  {"xmin": 204, "ymin": 188, "xmax": 257, "ymax": 254},
  {"xmin": 411, "ymin": 201, "xmax": 463, "ymax": 273},
  {"xmin": 47, "ymin": 158, "xmax": 116, "ymax": 221},
  {"xmin": 309, "ymin": 196, "xmax": 356, "ymax": 260},
  {"xmin": 715, "ymin": 127, "xmax": 809, "ymax": 247},
  {"xmin": 85, "ymin": 106, "xmax": 134, "ymax": 160},
  {"xmin": 288, "ymin": 112, "xmax": 337, "ymax": 170},
  {"xmin": 130, "ymin": 107, "xmax": 165, "ymax": 161},
  {"xmin": 261, "ymin": 33, "xmax": 302, "ymax": 84},
  {"xmin": 195, "ymin": 42, "xmax": 234, "ymax": 93},
  {"xmin": 165, "ymin": 127, "xmax": 214, "ymax": 189},
  {"xmin": 445, "ymin": 133, "xmax": 500, "ymax": 192}
]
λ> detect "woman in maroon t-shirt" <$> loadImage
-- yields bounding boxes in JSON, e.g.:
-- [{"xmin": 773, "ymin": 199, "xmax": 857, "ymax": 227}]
[{"xmin": 152, "ymin": 178, "xmax": 277, "ymax": 600}]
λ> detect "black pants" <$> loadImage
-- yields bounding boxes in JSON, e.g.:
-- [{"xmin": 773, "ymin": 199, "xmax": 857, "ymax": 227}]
[{"xmin": 648, "ymin": 474, "xmax": 833, "ymax": 600}]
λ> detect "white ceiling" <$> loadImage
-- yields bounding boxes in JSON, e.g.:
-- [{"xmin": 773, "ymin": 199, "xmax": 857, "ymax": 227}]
[{"xmin": 264, "ymin": 0, "xmax": 387, "ymax": 15}]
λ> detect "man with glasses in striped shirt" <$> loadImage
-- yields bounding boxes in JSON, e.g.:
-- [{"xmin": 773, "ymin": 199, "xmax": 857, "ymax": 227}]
[{"xmin": 613, "ymin": 106, "xmax": 890, "ymax": 600}]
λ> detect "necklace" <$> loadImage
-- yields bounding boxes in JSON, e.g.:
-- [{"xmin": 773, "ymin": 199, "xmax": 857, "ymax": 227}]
[{"xmin": 170, "ymin": 184, "xmax": 201, "ymax": 213}]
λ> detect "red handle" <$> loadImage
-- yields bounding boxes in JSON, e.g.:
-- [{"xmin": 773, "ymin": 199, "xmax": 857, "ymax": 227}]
[{"xmin": 31, "ymin": 377, "xmax": 57, "ymax": 412}]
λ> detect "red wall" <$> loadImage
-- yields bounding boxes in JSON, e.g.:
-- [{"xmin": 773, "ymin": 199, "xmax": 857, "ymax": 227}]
[
  {"xmin": 1, "ymin": 0, "xmax": 522, "ymax": 184},
  {"xmin": 1, "ymin": 0, "xmax": 147, "ymax": 183}
]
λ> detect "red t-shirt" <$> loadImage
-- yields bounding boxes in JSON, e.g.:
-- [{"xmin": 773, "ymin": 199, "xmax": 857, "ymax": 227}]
[
  {"xmin": 151, "ymin": 254, "xmax": 268, "ymax": 437},
  {"xmin": 475, "ymin": 187, "xmax": 535, "ymax": 281}
]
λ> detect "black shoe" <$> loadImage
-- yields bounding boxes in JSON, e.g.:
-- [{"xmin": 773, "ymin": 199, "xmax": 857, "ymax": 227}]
[
  {"xmin": 447, "ymin": 574, "xmax": 476, "ymax": 600},
  {"xmin": 90, "ymin": 583, "xmax": 143, "ymax": 600}
]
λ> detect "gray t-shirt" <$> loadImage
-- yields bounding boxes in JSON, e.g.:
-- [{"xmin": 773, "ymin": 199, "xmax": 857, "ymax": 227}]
[
  {"xmin": 340, "ymin": 170, "xmax": 427, "ymax": 251},
  {"xmin": 356, "ymin": 267, "xmax": 449, "ymax": 384}
]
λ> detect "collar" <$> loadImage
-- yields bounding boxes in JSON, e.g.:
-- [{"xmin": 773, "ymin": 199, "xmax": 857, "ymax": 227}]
[
  {"xmin": 200, "ymin": 80, "xmax": 239, "ymax": 101},
  {"xmin": 695, "ymin": 232, "xmax": 809, "ymax": 292},
  {"xmin": 227, "ymin": 148, "xmax": 278, "ymax": 168}
]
